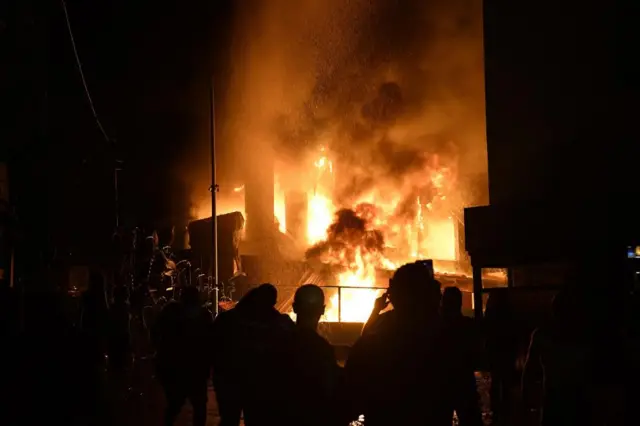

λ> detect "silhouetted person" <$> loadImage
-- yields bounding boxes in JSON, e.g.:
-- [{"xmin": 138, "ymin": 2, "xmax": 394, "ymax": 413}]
[
  {"xmin": 484, "ymin": 288, "xmax": 518, "ymax": 425},
  {"xmin": 441, "ymin": 286, "xmax": 483, "ymax": 426},
  {"xmin": 210, "ymin": 288, "xmax": 259, "ymax": 426},
  {"xmin": 153, "ymin": 286, "xmax": 213, "ymax": 426},
  {"xmin": 522, "ymin": 288, "xmax": 596, "ymax": 425},
  {"xmin": 344, "ymin": 262, "xmax": 456, "ymax": 426},
  {"xmin": 211, "ymin": 284, "xmax": 294, "ymax": 426},
  {"xmin": 361, "ymin": 290, "xmax": 390, "ymax": 336},
  {"xmin": 442, "ymin": 287, "xmax": 482, "ymax": 363},
  {"xmin": 286, "ymin": 284, "xmax": 342, "ymax": 426}
]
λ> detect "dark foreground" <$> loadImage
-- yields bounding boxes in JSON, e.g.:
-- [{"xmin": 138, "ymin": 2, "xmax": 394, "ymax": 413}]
[{"xmin": 108, "ymin": 357, "xmax": 493, "ymax": 426}]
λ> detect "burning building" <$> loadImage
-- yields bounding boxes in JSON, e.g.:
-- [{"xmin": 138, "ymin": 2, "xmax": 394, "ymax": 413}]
[{"xmin": 190, "ymin": 0, "xmax": 494, "ymax": 322}]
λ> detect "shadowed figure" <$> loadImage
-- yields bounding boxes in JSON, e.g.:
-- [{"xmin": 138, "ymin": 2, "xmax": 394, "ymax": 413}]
[
  {"xmin": 344, "ymin": 261, "xmax": 468, "ymax": 426},
  {"xmin": 211, "ymin": 283, "xmax": 295, "ymax": 426},
  {"xmin": 522, "ymin": 288, "xmax": 596, "ymax": 425},
  {"xmin": 285, "ymin": 284, "xmax": 342, "ymax": 426},
  {"xmin": 152, "ymin": 286, "xmax": 213, "ymax": 426},
  {"xmin": 441, "ymin": 286, "xmax": 483, "ymax": 426},
  {"xmin": 484, "ymin": 289, "xmax": 518, "ymax": 425}
]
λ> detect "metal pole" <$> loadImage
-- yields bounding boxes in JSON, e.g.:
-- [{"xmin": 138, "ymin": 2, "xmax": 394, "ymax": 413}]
[{"xmin": 209, "ymin": 77, "xmax": 219, "ymax": 315}]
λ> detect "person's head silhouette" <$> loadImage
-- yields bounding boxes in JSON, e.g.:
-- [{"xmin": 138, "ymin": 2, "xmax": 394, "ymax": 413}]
[
  {"xmin": 255, "ymin": 283, "xmax": 278, "ymax": 308},
  {"xmin": 293, "ymin": 284, "xmax": 325, "ymax": 330},
  {"xmin": 237, "ymin": 283, "xmax": 278, "ymax": 318},
  {"xmin": 389, "ymin": 262, "xmax": 441, "ymax": 319},
  {"xmin": 442, "ymin": 286, "xmax": 463, "ymax": 319}
]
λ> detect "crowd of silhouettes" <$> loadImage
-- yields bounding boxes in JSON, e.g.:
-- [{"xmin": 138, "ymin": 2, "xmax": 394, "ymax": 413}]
[{"xmin": 0, "ymin": 260, "xmax": 636, "ymax": 426}]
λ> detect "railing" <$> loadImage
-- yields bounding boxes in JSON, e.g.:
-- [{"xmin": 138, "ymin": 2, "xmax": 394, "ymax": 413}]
[
  {"xmin": 274, "ymin": 284, "xmax": 387, "ymax": 323},
  {"xmin": 317, "ymin": 284, "xmax": 387, "ymax": 323}
]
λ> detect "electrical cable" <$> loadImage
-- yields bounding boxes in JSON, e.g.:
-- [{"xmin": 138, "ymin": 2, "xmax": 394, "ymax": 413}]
[{"xmin": 60, "ymin": 0, "xmax": 110, "ymax": 143}]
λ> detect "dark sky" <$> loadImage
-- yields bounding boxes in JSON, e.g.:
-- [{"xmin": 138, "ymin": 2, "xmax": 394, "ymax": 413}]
[{"xmin": 3, "ymin": 0, "xmax": 234, "ymax": 253}]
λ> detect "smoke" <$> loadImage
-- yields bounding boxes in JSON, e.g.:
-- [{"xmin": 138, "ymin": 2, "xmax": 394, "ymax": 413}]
[
  {"xmin": 270, "ymin": 0, "xmax": 485, "ymax": 197},
  {"xmin": 188, "ymin": 0, "xmax": 487, "ymax": 222},
  {"xmin": 306, "ymin": 207, "xmax": 385, "ymax": 264}
]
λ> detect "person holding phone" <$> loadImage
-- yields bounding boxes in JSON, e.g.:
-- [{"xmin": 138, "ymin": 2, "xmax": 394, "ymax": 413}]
[
  {"xmin": 361, "ymin": 290, "xmax": 390, "ymax": 336},
  {"xmin": 362, "ymin": 260, "xmax": 434, "ymax": 336},
  {"xmin": 343, "ymin": 261, "xmax": 450, "ymax": 426}
]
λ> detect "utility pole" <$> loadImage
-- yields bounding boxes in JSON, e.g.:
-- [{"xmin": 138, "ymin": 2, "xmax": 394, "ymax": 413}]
[{"xmin": 209, "ymin": 77, "xmax": 219, "ymax": 315}]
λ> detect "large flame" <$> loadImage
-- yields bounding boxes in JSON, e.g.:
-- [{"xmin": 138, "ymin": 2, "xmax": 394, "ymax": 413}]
[
  {"xmin": 191, "ymin": 144, "xmax": 460, "ymax": 324},
  {"xmin": 185, "ymin": 0, "xmax": 487, "ymax": 323},
  {"xmin": 299, "ymin": 145, "xmax": 458, "ymax": 323},
  {"xmin": 330, "ymin": 247, "xmax": 388, "ymax": 322},
  {"xmin": 274, "ymin": 174, "xmax": 287, "ymax": 233},
  {"xmin": 306, "ymin": 147, "xmax": 336, "ymax": 245}
]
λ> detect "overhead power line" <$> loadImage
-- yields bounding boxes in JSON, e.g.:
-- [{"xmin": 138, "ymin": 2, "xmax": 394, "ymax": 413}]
[{"xmin": 60, "ymin": 0, "xmax": 110, "ymax": 143}]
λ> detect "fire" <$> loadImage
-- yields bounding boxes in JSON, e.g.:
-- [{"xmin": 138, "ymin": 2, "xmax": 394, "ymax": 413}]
[
  {"xmin": 306, "ymin": 146, "xmax": 336, "ymax": 245},
  {"xmin": 192, "ymin": 144, "xmax": 460, "ymax": 325},
  {"xmin": 319, "ymin": 251, "xmax": 391, "ymax": 323},
  {"xmin": 327, "ymin": 247, "xmax": 389, "ymax": 322},
  {"xmin": 307, "ymin": 193, "xmax": 334, "ymax": 245},
  {"xmin": 274, "ymin": 174, "xmax": 286, "ymax": 233},
  {"xmin": 323, "ymin": 288, "xmax": 385, "ymax": 323},
  {"xmin": 297, "ymin": 146, "xmax": 459, "ymax": 323}
]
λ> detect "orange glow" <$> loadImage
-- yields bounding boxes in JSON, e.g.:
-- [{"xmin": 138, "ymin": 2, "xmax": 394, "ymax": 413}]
[
  {"xmin": 190, "ymin": 197, "xmax": 245, "ymax": 222},
  {"xmin": 274, "ymin": 174, "xmax": 286, "ymax": 233},
  {"xmin": 191, "ymin": 180, "xmax": 287, "ymax": 235},
  {"xmin": 193, "ymin": 146, "xmax": 461, "ymax": 324},
  {"xmin": 306, "ymin": 146, "xmax": 335, "ymax": 244},
  {"xmin": 323, "ymin": 288, "xmax": 385, "ymax": 323},
  {"xmin": 324, "ymin": 247, "xmax": 391, "ymax": 322},
  {"xmin": 306, "ymin": 192, "xmax": 334, "ymax": 245},
  {"xmin": 294, "ymin": 147, "xmax": 459, "ymax": 323}
]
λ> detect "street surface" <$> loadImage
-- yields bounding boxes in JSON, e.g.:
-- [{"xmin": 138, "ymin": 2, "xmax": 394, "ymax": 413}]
[{"xmin": 109, "ymin": 357, "xmax": 492, "ymax": 426}]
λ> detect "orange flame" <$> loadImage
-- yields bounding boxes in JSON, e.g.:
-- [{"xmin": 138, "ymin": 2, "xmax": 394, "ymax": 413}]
[{"xmin": 297, "ymin": 147, "xmax": 459, "ymax": 323}]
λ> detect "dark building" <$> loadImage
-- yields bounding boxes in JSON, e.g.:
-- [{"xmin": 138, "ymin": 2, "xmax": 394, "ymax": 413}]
[{"xmin": 465, "ymin": 0, "xmax": 633, "ymax": 315}]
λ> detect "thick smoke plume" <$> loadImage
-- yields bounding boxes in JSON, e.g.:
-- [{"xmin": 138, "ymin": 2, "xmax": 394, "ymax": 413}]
[
  {"xmin": 188, "ymin": 0, "xmax": 487, "ymax": 230},
  {"xmin": 306, "ymin": 207, "xmax": 385, "ymax": 263}
]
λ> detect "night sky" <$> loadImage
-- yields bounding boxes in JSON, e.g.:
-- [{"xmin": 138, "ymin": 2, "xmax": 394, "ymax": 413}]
[{"xmin": 3, "ymin": 0, "xmax": 234, "ymax": 256}]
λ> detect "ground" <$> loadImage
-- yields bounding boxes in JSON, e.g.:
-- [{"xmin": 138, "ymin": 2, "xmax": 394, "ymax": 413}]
[
  {"xmin": 109, "ymin": 357, "xmax": 229, "ymax": 426},
  {"xmin": 110, "ymin": 357, "xmax": 493, "ymax": 426}
]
